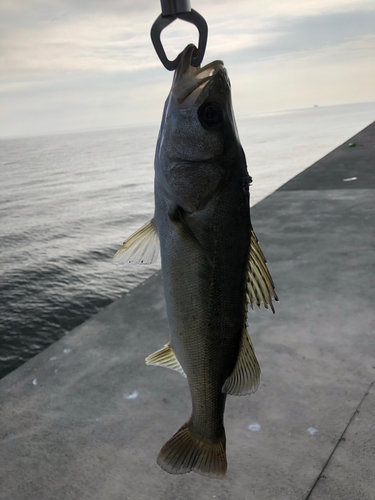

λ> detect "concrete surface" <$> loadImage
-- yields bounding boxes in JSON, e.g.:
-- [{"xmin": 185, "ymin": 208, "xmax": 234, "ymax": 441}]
[{"xmin": 1, "ymin": 122, "xmax": 374, "ymax": 500}]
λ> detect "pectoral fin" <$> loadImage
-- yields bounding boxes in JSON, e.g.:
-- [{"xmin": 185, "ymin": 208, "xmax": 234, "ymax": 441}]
[
  {"xmin": 113, "ymin": 219, "xmax": 159, "ymax": 266},
  {"xmin": 222, "ymin": 325, "xmax": 260, "ymax": 396},
  {"xmin": 169, "ymin": 206, "xmax": 213, "ymax": 267},
  {"xmin": 145, "ymin": 342, "xmax": 186, "ymax": 378},
  {"xmin": 247, "ymin": 230, "xmax": 278, "ymax": 313}
]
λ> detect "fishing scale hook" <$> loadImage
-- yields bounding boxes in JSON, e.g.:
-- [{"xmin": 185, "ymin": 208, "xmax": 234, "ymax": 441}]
[{"xmin": 151, "ymin": 0, "xmax": 208, "ymax": 70}]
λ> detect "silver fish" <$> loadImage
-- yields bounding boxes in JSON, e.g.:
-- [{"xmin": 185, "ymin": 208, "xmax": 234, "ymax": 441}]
[{"xmin": 114, "ymin": 44, "xmax": 278, "ymax": 478}]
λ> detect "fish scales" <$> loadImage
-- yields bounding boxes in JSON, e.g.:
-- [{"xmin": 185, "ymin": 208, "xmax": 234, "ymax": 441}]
[
  {"xmin": 113, "ymin": 44, "xmax": 278, "ymax": 478},
  {"xmin": 156, "ymin": 174, "xmax": 250, "ymax": 439}
]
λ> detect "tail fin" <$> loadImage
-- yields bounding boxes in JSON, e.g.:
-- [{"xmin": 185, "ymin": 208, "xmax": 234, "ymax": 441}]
[{"xmin": 157, "ymin": 421, "xmax": 227, "ymax": 478}]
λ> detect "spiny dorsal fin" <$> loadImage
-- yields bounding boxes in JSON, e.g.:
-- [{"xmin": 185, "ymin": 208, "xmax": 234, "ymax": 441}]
[
  {"xmin": 113, "ymin": 219, "xmax": 159, "ymax": 266},
  {"xmin": 145, "ymin": 342, "xmax": 186, "ymax": 378},
  {"xmin": 222, "ymin": 325, "xmax": 260, "ymax": 396},
  {"xmin": 247, "ymin": 230, "xmax": 278, "ymax": 313}
]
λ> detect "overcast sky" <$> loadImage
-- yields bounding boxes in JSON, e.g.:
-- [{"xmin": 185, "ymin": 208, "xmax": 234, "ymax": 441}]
[{"xmin": 1, "ymin": 0, "xmax": 374, "ymax": 137}]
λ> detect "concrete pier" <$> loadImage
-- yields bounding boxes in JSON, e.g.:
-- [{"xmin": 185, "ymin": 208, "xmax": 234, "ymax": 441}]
[{"xmin": 1, "ymin": 122, "xmax": 374, "ymax": 500}]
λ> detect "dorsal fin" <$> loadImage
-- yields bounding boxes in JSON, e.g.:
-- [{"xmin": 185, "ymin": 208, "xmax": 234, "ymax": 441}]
[
  {"xmin": 113, "ymin": 219, "xmax": 159, "ymax": 266},
  {"xmin": 247, "ymin": 230, "xmax": 278, "ymax": 313},
  {"xmin": 222, "ymin": 324, "xmax": 260, "ymax": 396},
  {"xmin": 145, "ymin": 342, "xmax": 186, "ymax": 378}
]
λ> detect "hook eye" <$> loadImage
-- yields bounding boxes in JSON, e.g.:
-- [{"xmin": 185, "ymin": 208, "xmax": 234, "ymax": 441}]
[{"xmin": 151, "ymin": 9, "xmax": 208, "ymax": 71}]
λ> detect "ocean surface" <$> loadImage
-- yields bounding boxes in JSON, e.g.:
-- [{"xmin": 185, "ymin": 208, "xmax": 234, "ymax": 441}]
[{"xmin": 1, "ymin": 101, "xmax": 374, "ymax": 379}]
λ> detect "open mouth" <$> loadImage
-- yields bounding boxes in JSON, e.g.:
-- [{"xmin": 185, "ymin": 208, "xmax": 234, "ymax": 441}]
[{"xmin": 172, "ymin": 45, "xmax": 224, "ymax": 106}]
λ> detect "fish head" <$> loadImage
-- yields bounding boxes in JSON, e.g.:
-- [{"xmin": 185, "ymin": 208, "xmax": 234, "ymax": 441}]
[{"xmin": 155, "ymin": 44, "xmax": 245, "ymax": 211}]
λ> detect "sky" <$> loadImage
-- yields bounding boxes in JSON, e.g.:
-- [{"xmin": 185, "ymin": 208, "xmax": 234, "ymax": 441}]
[{"xmin": 0, "ymin": 0, "xmax": 374, "ymax": 137}]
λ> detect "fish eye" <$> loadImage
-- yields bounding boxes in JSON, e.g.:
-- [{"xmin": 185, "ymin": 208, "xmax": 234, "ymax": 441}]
[{"xmin": 198, "ymin": 102, "xmax": 223, "ymax": 130}]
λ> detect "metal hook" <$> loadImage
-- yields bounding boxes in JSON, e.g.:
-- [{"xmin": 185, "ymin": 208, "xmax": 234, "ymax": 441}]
[{"xmin": 151, "ymin": 0, "xmax": 208, "ymax": 70}]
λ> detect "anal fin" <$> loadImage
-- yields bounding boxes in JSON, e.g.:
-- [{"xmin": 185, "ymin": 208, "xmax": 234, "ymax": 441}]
[
  {"xmin": 145, "ymin": 342, "xmax": 186, "ymax": 378},
  {"xmin": 222, "ymin": 326, "xmax": 260, "ymax": 396}
]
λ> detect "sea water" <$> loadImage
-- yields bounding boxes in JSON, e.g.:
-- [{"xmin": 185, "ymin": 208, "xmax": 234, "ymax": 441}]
[{"xmin": 0, "ymin": 101, "xmax": 374, "ymax": 379}]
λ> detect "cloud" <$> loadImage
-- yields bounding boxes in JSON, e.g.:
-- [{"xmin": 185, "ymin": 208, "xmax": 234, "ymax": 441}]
[
  {"xmin": 0, "ymin": 0, "xmax": 158, "ymax": 17},
  {"xmin": 230, "ymin": 34, "xmax": 375, "ymax": 114},
  {"xmin": 203, "ymin": 0, "xmax": 374, "ymax": 18},
  {"xmin": 217, "ymin": 8, "xmax": 375, "ymax": 66},
  {"xmin": 1, "ymin": 0, "xmax": 374, "ymax": 81},
  {"xmin": 0, "ymin": 17, "xmax": 159, "ymax": 79},
  {"xmin": 0, "ymin": 0, "xmax": 374, "ymax": 136}
]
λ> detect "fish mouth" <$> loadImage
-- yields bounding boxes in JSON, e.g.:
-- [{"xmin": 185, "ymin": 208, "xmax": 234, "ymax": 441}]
[{"xmin": 172, "ymin": 44, "xmax": 224, "ymax": 107}]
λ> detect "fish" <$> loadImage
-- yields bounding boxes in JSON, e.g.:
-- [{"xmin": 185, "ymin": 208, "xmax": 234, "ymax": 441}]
[{"xmin": 113, "ymin": 44, "xmax": 278, "ymax": 478}]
